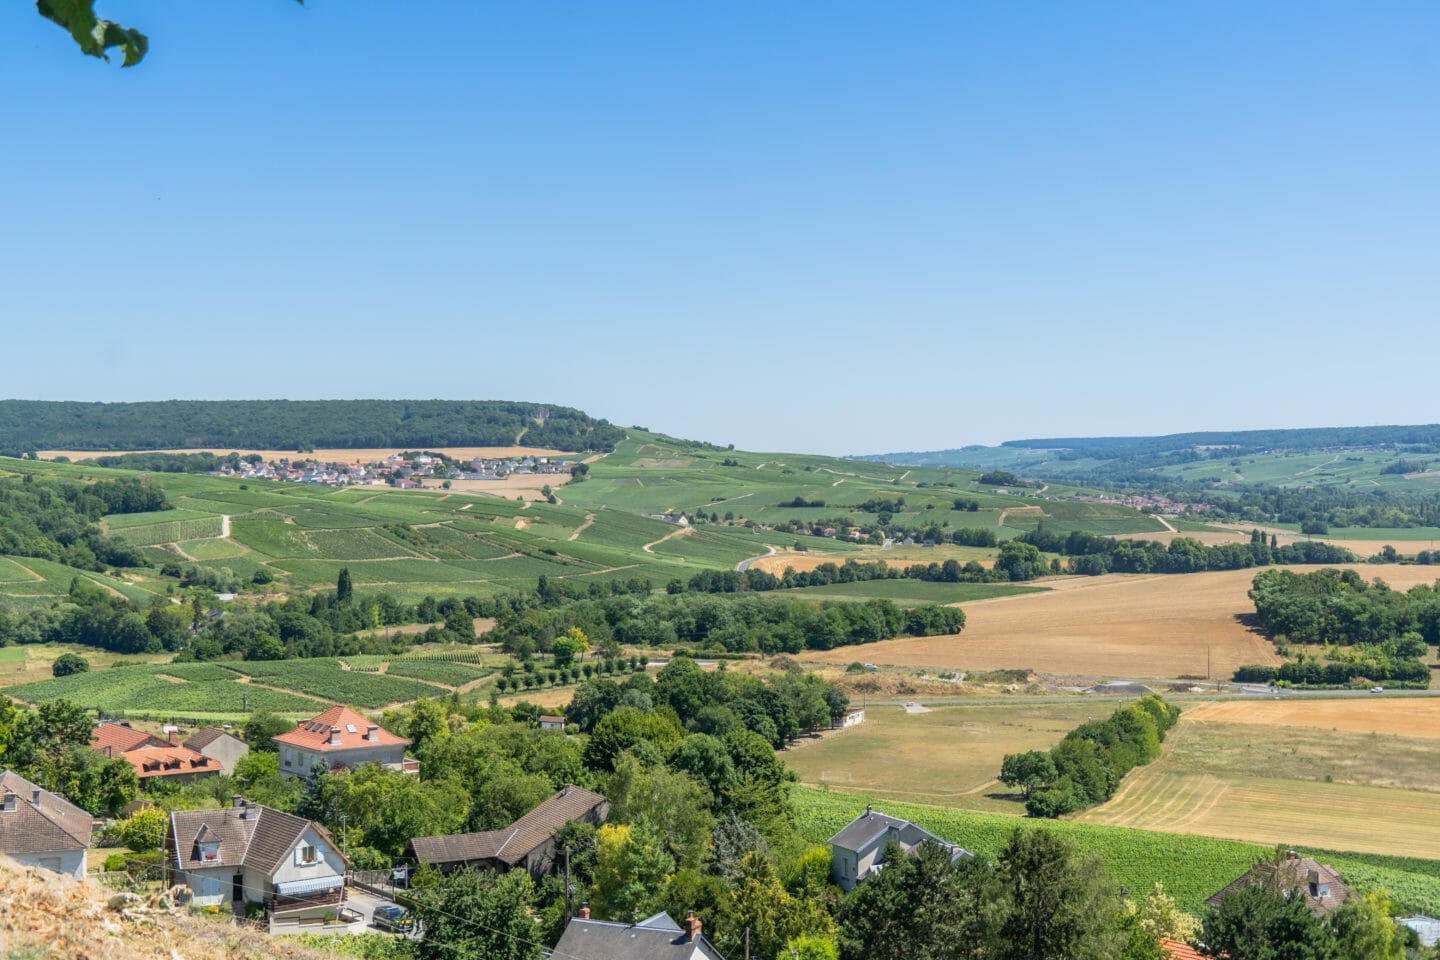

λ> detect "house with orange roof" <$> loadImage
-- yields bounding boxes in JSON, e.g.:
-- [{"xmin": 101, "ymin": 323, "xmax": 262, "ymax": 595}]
[
  {"xmin": 1161, "ymin": 939, "xmax": 1205, "ymax": 960},
  {"xmin": 91, "ymin": 720, "xmax": 167, "ymax": 756},
  {"xmin": 272, "ymin": 705, "xmax": 417, "ymax": 781},
  {"xmin": 92, "ymin": 722, "xmax": 222, "ymax": 789}
]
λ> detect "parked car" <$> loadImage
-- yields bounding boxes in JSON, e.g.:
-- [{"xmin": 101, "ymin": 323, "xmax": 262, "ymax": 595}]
[
  {"xmin": 1370, "ymin": 686, "xmax": 1385, "ymax": 693},
  {"xmin": 373, "ymin": 904, "xmax": 414, "ymax": 933}
]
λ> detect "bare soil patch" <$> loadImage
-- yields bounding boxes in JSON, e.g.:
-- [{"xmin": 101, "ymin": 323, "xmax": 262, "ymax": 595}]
[
  {"xmin": 799, "ymin": 564, "xmax": 1440, "ymax": 679},
  {"xmin": 633, "ymin": 458, "xmax": 693, "ymax": 468},
  {"xmin": 440, "ymin": 474, "xmax": 571, "ymax": 499}
]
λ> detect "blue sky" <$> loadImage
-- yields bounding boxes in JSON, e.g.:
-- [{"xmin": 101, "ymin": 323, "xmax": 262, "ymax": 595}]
[{"xmin": 3, "ymin": 2, "xmax": 1438, "ymax": 454}]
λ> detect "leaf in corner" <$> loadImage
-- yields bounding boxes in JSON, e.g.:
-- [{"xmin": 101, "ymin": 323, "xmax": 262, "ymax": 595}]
[{"xmin": 36, "ymin": 0, "xmax": 148, "ymax": 66}]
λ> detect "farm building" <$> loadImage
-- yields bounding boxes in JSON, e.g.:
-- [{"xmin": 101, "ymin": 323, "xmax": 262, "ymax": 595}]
[
  {"xmin": 539, "ymin": 715, "xmax": 567, "ymax": 732},
  {"xmin": 839, "ymin": 707, "xmax": 865, "ymax": 728},
  {"xmin": 408, "ymin": 784, "xmax": 608, "ymax": 880},
  {"xmin": 1205, "ymin": 851, "xmax": 1352, "ymax": 917},
  {"xmin": 828, "ymin": 804, "xmax": 971, "ymax": 892}
]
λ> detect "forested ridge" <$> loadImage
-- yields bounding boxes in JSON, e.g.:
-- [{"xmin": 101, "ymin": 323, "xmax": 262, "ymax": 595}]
[{"xmin": 0, "ymin": 400, "xmax": 625, "ymax": 453}]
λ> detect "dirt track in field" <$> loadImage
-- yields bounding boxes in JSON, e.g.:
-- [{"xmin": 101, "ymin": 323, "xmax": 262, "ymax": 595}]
[{"xmin": 798, "ymin": 563, "xmax": 1440, "ymax": 679}]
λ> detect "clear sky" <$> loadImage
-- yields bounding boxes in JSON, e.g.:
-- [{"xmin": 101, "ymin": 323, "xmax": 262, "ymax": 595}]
[{"xmin": 3, "ymin": 2, "xmax": 1438, "ymax": 454}]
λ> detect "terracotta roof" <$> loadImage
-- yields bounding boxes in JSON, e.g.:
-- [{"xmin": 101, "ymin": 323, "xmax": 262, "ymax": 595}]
[
  {"xmin": 91, "ymin": 722, "xmax": 166, "ymax": 755},
  {"xmin": 169, "ymin": 799, "xmax": 349, "ymax": 874},
  {"xmin": 185, "ymin": 727, "xmax": 242, "ymax": 751},
  {"xmin": 409, "ymin": 784, "xmax": 607, "ymax": 867},
  {"xmin": 271, "ymin": 705, "xmax": 410, "ymax": 751},
  {"xmin": 0, "ymin": 770, "xmax": 93, "ymax": 856},
  {"xmin": 1205, "ymin": 854, "xmax": 1351, "ymax": 917},
  {"xmin": 1161, "ymin": 939, "xmax": 1205, "ymax": 960},
  {"xmin": 539, "ymin": 715, "xmax": 566, "ymax": 724},
  {"xmin": 123, "ymin": 746, "xmax": 221, "ymax": 780}
]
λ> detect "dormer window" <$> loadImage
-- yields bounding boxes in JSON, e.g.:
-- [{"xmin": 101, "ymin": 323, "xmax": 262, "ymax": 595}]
[{"xmin": 199, "ymin": 842, "xmax": 220, "ymax": 862}]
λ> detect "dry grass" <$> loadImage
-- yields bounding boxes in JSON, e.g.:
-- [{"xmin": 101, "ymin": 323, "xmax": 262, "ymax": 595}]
[
  {"xmin": 438, "ymin": 474, "xmax": 571, "ymax": 499},
  {"xmin": 784, "ymin": 702, "xmax": 1104, "ymax": 812},
  {"xmin": 1184, "ymin": 698, "xmax": 1440, "ymax": 739},
  {"xmin": 798, "ymin": 564, "xmax": 1440, "ymax": 679},
  {"xmin": 0, "ymin": 857, "xmax": 338, "ymax": 960},
  {"xmin": 40, "ymin": 446, "xmax": 577, "ymax": 461},
  {"xmin": 1075, "ymin": 698, "xmax": 1440, "ymax": 859},
  {"xmin": 1111, "ymin": 530, "xmax": 1251, "ymax": 547}
]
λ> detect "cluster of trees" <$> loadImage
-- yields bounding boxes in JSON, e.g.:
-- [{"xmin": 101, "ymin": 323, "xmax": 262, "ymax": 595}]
[
  {"xmin": 977, "ymin": 470, "xmax": 1027, "ymax": 487},
  {"xmin": 1249, "ymin": 568, "xmax": 1440, "ymax": 645},
  {"xmin": 1238, "ymin": 568, "xmax": 1437, "ymax": 687},
  {"xmin": 1000, "ymin": 696, "xmax": 1179, "ymax": 818},
  {"xmin": 0, "ymin": 699, "xmax": 139, "ymax": 818},
  {"xmin": 0, "ymin": 473, "xmax": 161, "ymax": 571},
  {"xmin": 836, "ymin": 832, "xmax": 1195, "ymax": 960},
  {"xmin": 0, "ymin": 399, "xmax": 624, "ymax": 454},
  {"xmin": 1017, "ymin": 527, "xmax": 1355, "ymax": 576},
  {"xmin": 488, "ymin": 591, "xmax": 965, "ymax": 657},
  {"xmin": 568, "ymin": 655, "xmax": 848, "ymax": 749},
  {"xmin": 70, "ymin": 451, "xmax": 262, "ymax": 474},
  {"xmin": 0, "ymin": 568, "xmax": 515, "ymax": 658},
  {"xmin": 779, "ymin": 497, "xmax": 827, "ymax": 508},
  {"xmin": 685, "ymin": 553, "xmax": 1036, "ymax": 599}
]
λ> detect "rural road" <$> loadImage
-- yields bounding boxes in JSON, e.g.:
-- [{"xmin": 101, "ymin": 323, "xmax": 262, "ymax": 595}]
[
  {"xmin": 642, "ymin": 526, "xmax": 692, "ymax": 554},
  {"xmin": 221, "ymin": 514, "xmax": 231, "ymax": 538},
  {"xmin": 736, "ymin": 545, "xmax": 777, "ymax": 571}
]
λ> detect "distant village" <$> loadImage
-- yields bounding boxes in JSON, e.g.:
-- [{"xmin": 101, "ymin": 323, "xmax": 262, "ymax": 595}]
[{"xmin": 212, "ymin": 453, "xmax": 575, "ymax": 489}]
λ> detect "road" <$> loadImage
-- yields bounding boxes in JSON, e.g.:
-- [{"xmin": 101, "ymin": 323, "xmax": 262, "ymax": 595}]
[{"xmin": 735, "ymin": 545, "xmax": 777, "ymax": 571}]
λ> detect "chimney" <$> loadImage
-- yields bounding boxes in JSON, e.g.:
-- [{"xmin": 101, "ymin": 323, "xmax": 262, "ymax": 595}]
[
  {"xmin": 232, "ymin": 795, "xmax": 245, "ymax": 809},
  {"xmin": 168, "ymin": 729, "xmax": 176, "ymax": 746},
  {"xmin": 330, "ymin": 726, "xmax": 341, "ymax": 745},
  {"xmin": 684, "ymin": 910, "xmax": 702, "ymax": 942},
  {"xmin": 865, "ymin": 804, "xmax": 873, "ymax": 817},
  {"xmin": 366, "ymin": 725, "xmax": 378, "ymax": 742},
  {"xmin": 579, "ymin": 903, "xmax": 590, "ymax": 920}
]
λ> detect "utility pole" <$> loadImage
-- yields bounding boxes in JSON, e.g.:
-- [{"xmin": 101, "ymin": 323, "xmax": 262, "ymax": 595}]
[
  {"xmin": 340, "ymin": 814, "xmax": 349, "ymax": 860},
  {"xmin": 1207, "ymin": 645, "xmax": 1212, "ymax": 683},
  {"xmin": 563, "ymin": 846, "xmax": 572, "ymax": 922},
  {"xmin": 745, "ymin": 926, "xmax": 751, "ymax": 960}
]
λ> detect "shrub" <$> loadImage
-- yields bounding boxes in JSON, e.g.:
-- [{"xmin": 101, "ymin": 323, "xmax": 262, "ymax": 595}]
[{"xmin": 52, "ymin": 653, "xmax": 90, "ymax": 677}]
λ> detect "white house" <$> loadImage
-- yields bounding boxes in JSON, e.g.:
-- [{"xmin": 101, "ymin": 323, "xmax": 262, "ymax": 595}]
[
  {"xmin": 272, "ymin": 705, "xmax": 416, "ymax": 780},
  {"xmin": 539, "ymin": 715, "xmax": 567, "ymax": 732},
  {"xmin": 840, "ymin": 707, "xmax": 865, "ymax": 728},
  {"xmin": 828, "ymin": 805, "xmax": 970, "ymax": 892},
  {"xmin": 166, "ymin": 797, "xmax": 348, "ymax": 922},
  {"xmin": 0, "ymin": 770, "xmax": 92, "ymax": 877}
]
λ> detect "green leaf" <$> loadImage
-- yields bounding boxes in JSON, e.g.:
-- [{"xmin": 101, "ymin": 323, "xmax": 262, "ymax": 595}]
[{"xmin": 36, "ymin": 0, "xmax": 148, "ymax": 66}]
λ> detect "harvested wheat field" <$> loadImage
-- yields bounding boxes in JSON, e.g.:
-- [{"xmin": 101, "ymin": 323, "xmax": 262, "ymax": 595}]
[
  {"xmin": 39, "ymin": 445, "xmax": 577, "ymax": 462},
  {"xmin": 1184, "ymin": 698, "xmax": 1440, "ymax": 739},
  {"xmin": 1078, "ymin": 768, "xmax": 1440, "ymax": 860},
  {"xmin": 1111, "ymin": 530, "xmax": 1252, "ymax": 547},
  {"xmin": 798, "ymin": 564, "xmax": 1440, "ymax": 679}
]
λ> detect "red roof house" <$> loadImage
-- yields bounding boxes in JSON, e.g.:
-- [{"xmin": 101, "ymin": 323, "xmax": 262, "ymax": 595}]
[{"xmin": 272, "ymin": 705, "xmax": 415, "ymax": 780}]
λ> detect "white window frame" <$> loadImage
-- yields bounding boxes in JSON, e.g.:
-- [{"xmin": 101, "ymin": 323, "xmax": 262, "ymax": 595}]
[{"xmin": 296, "ymin": 843, "xmax": 319, "ymax": 865}]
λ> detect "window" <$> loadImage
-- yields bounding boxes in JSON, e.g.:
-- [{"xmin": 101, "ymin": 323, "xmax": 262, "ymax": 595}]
[{"xmin": 296, "ymin": 844, "xmax": 319, "ymax": 865}]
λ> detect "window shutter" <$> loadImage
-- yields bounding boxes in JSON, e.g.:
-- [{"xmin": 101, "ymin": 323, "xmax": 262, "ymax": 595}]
[{"xmin": 315, "ymin": 847, "xmax": 325, "ymax": 863}]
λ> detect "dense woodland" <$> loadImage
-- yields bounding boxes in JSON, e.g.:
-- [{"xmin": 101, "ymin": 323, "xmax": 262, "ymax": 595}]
[
  {"xmin": 1236, "ymin": 568, "xmax": 1437, "ymax": 687},
  {"xmin": 0, "ymin": 400, "xmax": 625, "ymax": 453},
  {"xmin": 0, "ymin": 474, "xmax": 162, "ymax": 571}
]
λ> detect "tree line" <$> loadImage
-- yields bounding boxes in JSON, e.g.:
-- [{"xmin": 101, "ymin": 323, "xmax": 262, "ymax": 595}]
[
  {"xmin": 488, "ymin": 591, "xmax": 965, "ymax": 657},
  {"xmin": 1017, "ymin": 527, "xmax": 1355, "ymax": 575},
  {"xmin": 1000, "ymin": 696, "xmax": 1179, "ymax": 818},
  {"xmin": 0, "ymin": 399, "xmax": 625, "ymax": 454}
]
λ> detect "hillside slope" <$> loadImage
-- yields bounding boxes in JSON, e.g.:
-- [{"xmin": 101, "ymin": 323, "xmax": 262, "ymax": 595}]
[{"xmin": 0, "ymin": 857, "xmax": 337, "ymax": 960}]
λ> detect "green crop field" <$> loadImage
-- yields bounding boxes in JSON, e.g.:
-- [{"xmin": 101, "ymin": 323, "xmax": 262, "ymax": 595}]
[
  {"xmin": 8, "ymin": 665, "xmax": 323, "ymax": 714},
  {"xmin": 217, "ymin": 659, "xmax": 446, "ymax": 707},
  {"xmin": 792, "ymin": 786, "xmax": 1440, "ymax": 916},
  {"xmin": 3, "ymin": 434, "xmax": 1164, "ymax": 604},
  {"xmin": 383, "ymin": 659, "xmax": 493, "ymax": 686}
]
